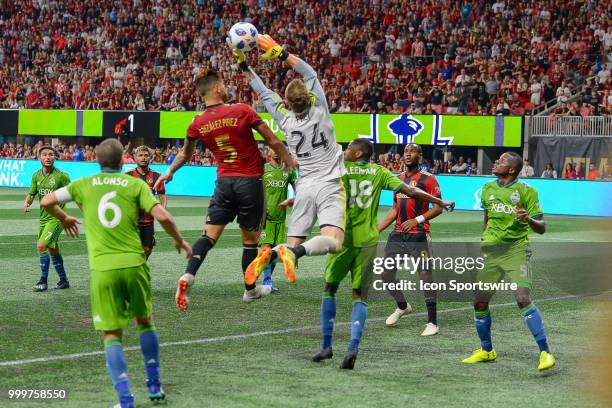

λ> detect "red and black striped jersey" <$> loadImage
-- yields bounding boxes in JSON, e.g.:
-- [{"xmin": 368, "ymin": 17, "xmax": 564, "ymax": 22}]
[
  {"xmin": 127, "ymin": 168, "xmax": 165, "ymax": 227},
  {"xmin": 394, "ymin": 169, "xmax": 441, "ymax": 234}
]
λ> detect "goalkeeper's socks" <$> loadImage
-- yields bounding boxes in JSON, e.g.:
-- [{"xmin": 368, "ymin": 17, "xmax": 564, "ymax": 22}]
[
  {"xmin": 138, "ymin": 324, "xmax": 160, "ymax": 382},
  {"xmin": 521, "ymin": 304, "xmax": 550, "ymax": 353},
  {"xmin": 185, "ymin": 235, "xmax": 216, "ymax": 276},
  {"xmin": 104, "ymin": 338, "xmax": 133, "ymax": 401},
  {"xmin": 39, "ymin": 253, "xmax": 50, "ymax": 282},
  {"xmin": 474, "ymin": 308, "xmax": 493, "ymax": 352},
  {"xmin": 321, "ymin": 294, "xmax": 336, "ymax": 349},
  {"xmin": 51, "ymin": 254, "xmax": 67, "ymax": 281},
  {"xmin": 348, "ymin": 301, "xmax": 367, "ymax": 352}
]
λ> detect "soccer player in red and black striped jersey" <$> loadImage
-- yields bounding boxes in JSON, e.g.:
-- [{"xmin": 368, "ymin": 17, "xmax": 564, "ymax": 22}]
[
  {"xmin": 126, "ymin": 146, "xmax": 167, "ymax": 259},
  {"xmin": 378, "ymin": 144, "xmax": 444, "ymax": 336},
  {"xmin": 154, "ymin": 68, "xmax": 296, "ymax": 310}
]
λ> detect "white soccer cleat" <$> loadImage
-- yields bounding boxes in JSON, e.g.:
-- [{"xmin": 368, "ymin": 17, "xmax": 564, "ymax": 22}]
[
  {"xmin": 242, "ymin": 285, "xmax": 272, "ymax": 303},
  {"xmin": 385, "ymin": 304, "xmax": 413, "ymax": 326},
  {"xmin": 421, "ymin": 322, "xmax": 439, "ymax": 336}
]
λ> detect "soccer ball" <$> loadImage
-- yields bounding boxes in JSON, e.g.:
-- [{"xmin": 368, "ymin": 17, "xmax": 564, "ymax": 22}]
[{"xmin": 227, "ymin": 22, "xmax": 258, "ymax": 52}]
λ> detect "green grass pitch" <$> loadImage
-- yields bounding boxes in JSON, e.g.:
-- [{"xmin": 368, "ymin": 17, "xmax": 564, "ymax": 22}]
[{"xmin": 0, "ymin": 187, "xmax": 610, "ymax": 408}]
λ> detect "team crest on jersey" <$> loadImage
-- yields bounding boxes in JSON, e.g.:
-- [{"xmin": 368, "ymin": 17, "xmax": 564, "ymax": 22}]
[
  {"xmin": 282, "ymin": 172, "xmax": 288, "ymax": 179},
  {"xmin": 49, "ymin": 177, "xmax": 55, "ymax": 187},
  {"xmin": 510, "ymin": 191, "xmax": 520, "ymax": 205},
  {"xmin": 489, "ymin": 194, "xmax": 495, "ymax": 201},
  {"xmin": 409, "ymin": 180, "xmax": 417, "ymax": 187}
]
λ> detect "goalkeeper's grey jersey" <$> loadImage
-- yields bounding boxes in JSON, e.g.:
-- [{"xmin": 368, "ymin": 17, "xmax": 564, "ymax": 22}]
[{"xmin": 280, "ymin": 105, "xmax": 344, "ymax": 185}]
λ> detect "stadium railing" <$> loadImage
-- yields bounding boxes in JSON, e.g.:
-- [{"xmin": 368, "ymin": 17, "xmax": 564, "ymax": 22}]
[{"xmin": 530, "ymin": 116, "xmax": 612, "ymax": 137}]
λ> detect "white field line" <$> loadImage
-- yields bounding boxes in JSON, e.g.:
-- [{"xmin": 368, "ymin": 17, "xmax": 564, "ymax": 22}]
[{"xmin": 0, "ymin": 294, "xmax": 580, "ymax": 367}]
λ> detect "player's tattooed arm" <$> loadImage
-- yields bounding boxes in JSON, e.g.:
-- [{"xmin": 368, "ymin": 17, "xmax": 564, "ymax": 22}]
[
  {"xmin": 155, "ymin": 138, "xmax": 197, "ymax": 189},
  {"xmin": 516, "ymin": 209, "xmax": 546, "ymax": 234},
  {"xmin": 399, "ymin": 183, "xmax": 455, "ymax": 211},
  {"xmin": 378, "ymin": 202, "xmax": 398, "ymax": 232}
]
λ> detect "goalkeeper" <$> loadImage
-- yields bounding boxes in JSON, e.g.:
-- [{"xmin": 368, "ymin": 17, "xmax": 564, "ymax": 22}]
[{"xmin": 232, "ymin": 35, "xmax": 348, "ymax": 287}]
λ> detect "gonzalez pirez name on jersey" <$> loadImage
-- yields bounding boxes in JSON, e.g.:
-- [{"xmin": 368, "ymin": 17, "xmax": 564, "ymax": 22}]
[{"xmin": 197, "ymin": 118, "xmax": 239, "ymax": 136}]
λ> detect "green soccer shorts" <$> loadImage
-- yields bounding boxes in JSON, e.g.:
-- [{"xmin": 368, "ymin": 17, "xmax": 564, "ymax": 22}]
[
  {"xmin": 325, "ymin": 245, "xmax": 377, "ymax": 295},
  {"xmin": 260, "ymin": 220, "xmax": 286, "ymax": 247},
  {"xmin": 477, "ymin": 244, "xmax": 533, "ymax": 290},
  {"xmin": 38, "ymin": 220, "xmax": 62, "ymax": 249},
  {"xmin": 90, "ymin": 263, "xmax": 153, "ymax": 331}
]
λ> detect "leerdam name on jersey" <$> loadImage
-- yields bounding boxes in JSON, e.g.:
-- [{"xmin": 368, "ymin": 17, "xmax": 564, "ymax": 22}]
[
  {"xmin": 346, "ymin": 166, "xmax": 376, "ymax": 176},
  {"xmin": 198, "ymin": 118, "xmax": 238, "ymax": 136},
  {"xmin": 92, "ymin": 176, "xmax": 129, "ymax": 187}
]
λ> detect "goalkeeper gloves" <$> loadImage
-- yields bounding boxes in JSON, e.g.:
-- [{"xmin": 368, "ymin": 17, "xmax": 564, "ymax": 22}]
[{"xmin": 257, "ymin": 34, "xmax": 289, "ymax": 62}]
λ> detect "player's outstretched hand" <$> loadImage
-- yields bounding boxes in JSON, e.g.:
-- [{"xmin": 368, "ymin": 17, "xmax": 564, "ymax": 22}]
[
  {"xmin": 61, "ymin": 215, "xmax": 82, "ymax": 238},
  {"xmin": 257, "ymin": 34, "xmax": 284, "ymax": 61},
  {"xmin": 441, "ymin": 200, "xmax": 455, "ymax": 212},
  {"xmin": 154, "ymin": 172, "xmax": 173, "ymax": 190},
  {"xmin": 175, "ymin": 239, "xmax": 193, "ymax": 258},
  {"xmin": 401, "ymin": 218, "xmax": 419, "ymax": 232},
  {"xmin": 227, "ymin": 40, "xmax": 247, "ymax": 65},
  {"xmin": 176, "ymin": 273, "xmax": 194, "ymax": 312}
]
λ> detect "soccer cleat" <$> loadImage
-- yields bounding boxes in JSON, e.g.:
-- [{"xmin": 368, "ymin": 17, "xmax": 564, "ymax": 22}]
[
  {"xmin": 462, "ymin": 348, "xmax": 497, "ymax": 364},
  {"xmin": 53, "ymin": 280, "xmax": 70, "ymax": 290},
  {"xmin": 277, "ymin": 245, "xmax": 296, "ymax": 284},
  {"xmin": 385, "ymin": 305, "xmax": 412, "ymax": 326},
  {"xmin": 538, "ymin": 351, "xmax": 556, "ymax": 371},
  {"xmin": 111, "ymin": 394, "xmax": 134, "ymax": 408},
  {"xmin": 420, "ymin": 322, "xmax": 439, "ymax": 336},
  {"xmin": 32, "ymin": 280, "xmax": 48, "ymax": 292},
  {"xmin": 146, "ymin": 379, "xmax": 166, "ymax": 402},
  {"xmin": 311, "ymin": 347, "xmax": 333, "ymax": 362},
  {"xmin": 244, "ymin": 247, "xmax": 272, "ymax": 285},
  {"xmin": 176, "ymin": 273, "xmax": 195, "ymax": 312},
  {"xmin": 242, "ymin": 285, "xmax": 272, "ymax": 303},
  {"xmin": 340, "ymin": 349, "xmax": 359, "ymax": 370}
]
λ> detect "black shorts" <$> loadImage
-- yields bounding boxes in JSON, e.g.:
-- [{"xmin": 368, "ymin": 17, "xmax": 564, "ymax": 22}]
[
  {"xmin": 139, "ymin": 224, "xmax": 156, "ymax": 249},
  {"xmin": 206, "ymin": 176, "xmax": 265, "ymax": 232},
  {"xmin": 384, "ymin": 231, "xmax": 432, "ymax": 271}
]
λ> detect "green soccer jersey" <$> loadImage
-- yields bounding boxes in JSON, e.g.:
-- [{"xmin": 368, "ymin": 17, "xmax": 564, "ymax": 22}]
[
  {"xmin": 65, "ymin": 171, "xmax": 159, "ymax": 271},
  {"xmin": 29, "ymin": 167, "xmax": 71, "ymax": 223},
  {"xmin": 481, "ymin": 179, "xmax": 543, "ymax": 244},
  {"xmin": 264, "ymin": 163, "xmax": 296, "ymax": 222},
  {"xmin": 343, "ymin": 161, "xmax": 403, "ymax": 247}
]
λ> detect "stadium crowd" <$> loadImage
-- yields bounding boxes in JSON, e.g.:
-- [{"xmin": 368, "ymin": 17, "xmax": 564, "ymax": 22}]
[
  {"xmin": 3, "ymin": 141, "xmax": 611, "ymax": 180},
  {"xmin": 0, "ymin": 0, "xmax": 610, "ymax": 116}
]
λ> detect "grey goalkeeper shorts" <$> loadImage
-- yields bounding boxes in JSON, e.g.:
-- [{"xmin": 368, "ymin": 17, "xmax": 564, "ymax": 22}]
[{"xmin": 287, "ymin": 179, "xmax": 346, "ymax": 238}]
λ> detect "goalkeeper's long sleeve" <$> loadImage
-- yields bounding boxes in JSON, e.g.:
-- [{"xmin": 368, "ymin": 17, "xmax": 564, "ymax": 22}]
[{"xmin": 249, "ymin": 72, "xmax": 288, "ymax": 125}]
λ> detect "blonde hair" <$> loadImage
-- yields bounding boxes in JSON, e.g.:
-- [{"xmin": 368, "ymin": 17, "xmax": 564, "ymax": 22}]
[{"xmin": 285, "ymin": 79, "xmax": 311, "ymax": 114}]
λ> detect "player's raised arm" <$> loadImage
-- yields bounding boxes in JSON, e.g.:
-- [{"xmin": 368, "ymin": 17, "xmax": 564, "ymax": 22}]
[
  {"xmin": 40, "ymin": 189, "xmax": 81, "ymax": 238},
  {"xmin": 398, "ymin": 183, "xmax": 455, "ymax": 211},
  {"xmin": 257, "ymin": 35, "xmax": 328, "ymax": 112},
  {"xmin": 231, "ymin": 45, "xmax": 289, "ymax": 126},
  {"xmin": 154, "ymin": 137, "xmax": 197, "ymax": 190}
]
